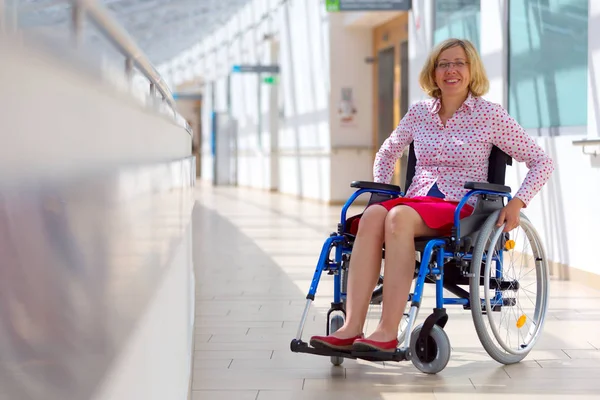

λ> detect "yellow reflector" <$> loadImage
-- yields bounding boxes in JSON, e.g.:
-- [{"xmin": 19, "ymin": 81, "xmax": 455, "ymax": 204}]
[
  {"xmin": 505, "ymin": 240, "xmax": 516, "ymax": 250},
  {"xmin": 516, "ymin": 315, "xmax": 527, "ymax": 328}
]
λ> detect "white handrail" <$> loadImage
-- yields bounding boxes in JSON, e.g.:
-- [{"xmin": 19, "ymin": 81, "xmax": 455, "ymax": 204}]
[
  {"xmin": 572, "ymin": 138, "xmax": 600, "ymax": 157},
  {"xmin": 64, "ymin": 0, "xmax": 189, "ymax": 131},
  {"xmin": 70, "ymin": 0, "xmax": 176, "ymax": 107},
  {"xmin": 2, "ymin": 0, "xmax": 190, "ymax": 131}
]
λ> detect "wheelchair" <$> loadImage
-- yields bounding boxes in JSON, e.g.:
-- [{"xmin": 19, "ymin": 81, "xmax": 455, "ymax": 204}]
[{"xmin": 290, "ymin": 145, "xmax": 550, "ymax": 374}]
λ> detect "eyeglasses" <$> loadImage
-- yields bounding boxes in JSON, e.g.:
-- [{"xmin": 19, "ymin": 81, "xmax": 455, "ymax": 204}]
[{"xmin": 436, "ymin": 61, "xmax": 469, "ymax": 70}]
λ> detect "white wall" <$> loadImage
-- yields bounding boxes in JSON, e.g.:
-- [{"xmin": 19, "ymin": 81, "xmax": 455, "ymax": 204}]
[
  {"xmin": 91, "ymin": 225, "xmax": 195, "ymax": 400},
  {"xmin": 328, "ymin": 13, "xmax": 375, "ymax": 203},
  {"xmin": 514, "ymin": 133, "xmax": 600, "ymax": 278},
  {"xmin": 0, "ymin": 36, "xmax": 196, "ymax": 399}
]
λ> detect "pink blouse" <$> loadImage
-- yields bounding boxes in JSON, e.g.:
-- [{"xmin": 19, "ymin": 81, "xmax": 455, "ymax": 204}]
[{"xmin": 373, "ymin": 93, "xmax": 554, "ymax": 206}]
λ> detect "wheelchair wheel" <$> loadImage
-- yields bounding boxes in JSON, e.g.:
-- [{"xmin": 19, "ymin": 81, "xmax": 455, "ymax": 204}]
[
  {"xmin": 470, "ymin": 210, "xmax": 549, "ymax": 365},
  {"xmin": 409, "ymin": 324, "xmax": 451, "ymax": 374},
  {"xmin": 329, "ymin": 315, "xmax": 345, "ymax": 366}
]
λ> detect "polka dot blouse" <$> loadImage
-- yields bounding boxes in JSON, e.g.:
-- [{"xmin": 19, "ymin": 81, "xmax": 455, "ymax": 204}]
[{"xmin": 373, "ymin": 93, "xmax": 555, "ymax": 206}]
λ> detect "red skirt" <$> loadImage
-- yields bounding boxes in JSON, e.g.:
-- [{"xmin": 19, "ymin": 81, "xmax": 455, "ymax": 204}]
[{"xmin": 349, "ymin": 196, "xmax": 474, "ymax": 235}]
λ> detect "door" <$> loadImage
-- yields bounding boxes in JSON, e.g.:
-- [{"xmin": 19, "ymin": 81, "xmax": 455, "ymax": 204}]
[{"xmin": 372, "ymin": 13, "xmax": 409, "ymax": 186}]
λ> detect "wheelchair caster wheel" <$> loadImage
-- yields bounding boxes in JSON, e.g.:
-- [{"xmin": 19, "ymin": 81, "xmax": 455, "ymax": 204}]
[
  {"xmin": 409, "ymin": 324, "xmax": 451, "ymax": 374},
  {"xmin": 329, "ymin": 315, "xmax": 345, "ymax": 366}
]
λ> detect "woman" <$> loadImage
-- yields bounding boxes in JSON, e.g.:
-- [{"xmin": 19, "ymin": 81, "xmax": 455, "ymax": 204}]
[{"xmin": 310, "ymin": 38, "xmax": 554, "ymax": 352}]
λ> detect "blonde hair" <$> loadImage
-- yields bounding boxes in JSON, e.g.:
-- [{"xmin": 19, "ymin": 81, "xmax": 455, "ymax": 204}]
[{"xmin": 419, "ymin": 38, "xmax": 489, "ymax": 98}]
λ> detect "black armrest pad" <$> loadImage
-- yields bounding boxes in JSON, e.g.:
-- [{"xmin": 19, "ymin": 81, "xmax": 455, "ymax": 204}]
[
  {"xmin": 351, "ymin": 181, "xmax": 401, "ymax": 193},
  {"xmin": 464, "ymin": 182, "xmax": 511, "ymax": 193}
]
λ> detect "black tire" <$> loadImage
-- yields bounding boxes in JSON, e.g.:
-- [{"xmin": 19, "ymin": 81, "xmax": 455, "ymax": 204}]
[
  {"xmin": 409, "ymin": 324, "xmax": 451, "ymax": 374},
  {"xmin": 329, "ymin": 315, "xmax": 345, "ymax": 366}
]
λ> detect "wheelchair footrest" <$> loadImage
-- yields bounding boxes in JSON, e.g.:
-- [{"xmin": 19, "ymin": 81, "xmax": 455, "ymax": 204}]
[
  {"xmin": 290, "ymin": 339, "xmax": 357, "ymax": 359},
  {"xmin": 290, "ymin": 339, "xmax": 408, "ymax": 362},
  {"xmin": 351, "ymin": 349, "xmax": 408, "ymax": 362}
]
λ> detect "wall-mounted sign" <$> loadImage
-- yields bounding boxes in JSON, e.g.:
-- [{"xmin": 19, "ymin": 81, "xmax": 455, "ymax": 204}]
[
  {"xmin": 231, "ymin": 65, "xmax": 280, "ymax": 74},
  {"xmin": 338, "ymin": 87, "xmax": 357, "ymax": 127},
  {"xmin": 325, "ymin": 0, "xmax": 412, "ymax": 12}
]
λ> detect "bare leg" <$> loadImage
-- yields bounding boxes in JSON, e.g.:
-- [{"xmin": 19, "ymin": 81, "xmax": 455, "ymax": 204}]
[
  {"xmin": 366, "ymin": 206, "xmax": 439, "ymax": 342},
  {"xmin": 331, "ymin": 205, "xmax": 388, "ymax": 339}
]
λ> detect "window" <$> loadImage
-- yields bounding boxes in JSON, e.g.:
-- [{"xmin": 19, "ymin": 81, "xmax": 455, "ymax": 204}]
[
  {"xmin": 508, "ymin": 0, "xmax": 588, "ymax": 129},
  {"xmin": 434, "ymin": 0, "xmax": 481, "ymax": 49}
]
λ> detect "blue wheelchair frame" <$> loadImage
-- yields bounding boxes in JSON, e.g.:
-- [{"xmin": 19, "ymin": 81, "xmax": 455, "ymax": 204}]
[{"xmin": 291, "ymin": 185, "xmax": 513, "ymax": 362}]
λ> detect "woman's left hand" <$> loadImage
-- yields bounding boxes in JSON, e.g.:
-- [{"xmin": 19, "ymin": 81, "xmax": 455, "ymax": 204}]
[{"xmin": 496, "ymin": 198, "xmax": 526, "ymax": 232}]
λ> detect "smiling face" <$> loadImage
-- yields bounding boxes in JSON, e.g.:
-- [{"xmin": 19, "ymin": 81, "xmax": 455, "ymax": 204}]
[{"xmin": 434, "ymin": 45, "xmax": 471, "ymax": 98}]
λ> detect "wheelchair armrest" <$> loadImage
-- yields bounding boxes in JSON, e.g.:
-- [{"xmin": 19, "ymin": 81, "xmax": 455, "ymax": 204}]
[
  {"xmin": 351, "ymin": 181, "xmax": 401, "ymax": 193},
  {"xmin": 464, "ymin": 182, "xmax": 511, "ymax": 194}
]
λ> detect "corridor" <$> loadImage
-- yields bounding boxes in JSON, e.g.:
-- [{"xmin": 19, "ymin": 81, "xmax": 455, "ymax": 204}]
[{"xmin": 2, "ymin": 1, "xmax": 599, "ymax": 398}]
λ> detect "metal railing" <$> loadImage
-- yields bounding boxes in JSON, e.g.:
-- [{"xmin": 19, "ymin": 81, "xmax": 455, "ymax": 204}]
[
  {"xmin": 69, "ymin": 0, "xmax": 177, "ymax": 110},
  {"xmin": 572, "ymin": 138, "xmax": 600, "ymax": 157},
  {"xmin": 2, "ymin": 0, "xmax": 189, "ymax": 132}
]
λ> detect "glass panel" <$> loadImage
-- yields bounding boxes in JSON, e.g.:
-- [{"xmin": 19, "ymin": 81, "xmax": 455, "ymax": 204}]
[
  {"xmin": 399, "ymin": 40, "xmax": 409, "ymax": 189},
  {"xmin": 400, "ymin": 40, "xmax": 409, "ymax": 118},
  {"xmin": 508, "ymin": 0, "xmax": 588, "ymax": 128},
  {"xmin": 434, "ymin": 0, "xmax": 481, "ymax": 49},
  {"xmin": 377, "ymin": 47, "xmax": 395, "ymax": 147}
]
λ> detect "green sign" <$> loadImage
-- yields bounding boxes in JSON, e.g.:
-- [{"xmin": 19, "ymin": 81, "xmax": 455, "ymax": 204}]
[
  {"xmin": 262, "ymin": 76, "xmax": 278, "ymax": 85},
  {"xmin": 326, "ymin": 0, "xmax": 340, "ymax": 11},
  {"xmin": 326, "ymin": 0, "xmax": 412, "ymax": 12}
]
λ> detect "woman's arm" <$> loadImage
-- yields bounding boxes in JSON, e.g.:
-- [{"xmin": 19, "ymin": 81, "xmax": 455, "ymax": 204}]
[
  {"xmin": 373, "ymin": 105, "xmax": 417, "ymax": 184},
  {"xmin": 489, "ymin": 105, "xmax": 555, "ymax": 207},
  {"xmin": 489, "ymin": 104, "xmax": 555, "ymax": 231}
]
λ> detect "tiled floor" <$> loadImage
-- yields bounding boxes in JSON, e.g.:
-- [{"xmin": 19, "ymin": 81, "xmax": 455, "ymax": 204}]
[{"xmin": 191, "ymin": 183, "xmax": 600, "ymax": 400}]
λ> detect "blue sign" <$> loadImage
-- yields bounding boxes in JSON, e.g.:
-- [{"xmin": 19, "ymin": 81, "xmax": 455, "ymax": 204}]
[
  {"xmin": 173, "ymin": 93, "xmax": 202, "ymax": 100},
  {"xmin": 232, "ymin": 65, "xmax": 280, "ymax": 74}
]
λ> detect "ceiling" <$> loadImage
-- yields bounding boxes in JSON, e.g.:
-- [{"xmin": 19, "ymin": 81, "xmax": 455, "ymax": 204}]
[{"xmin": 16, "ymin": 0, "xmax": 254, "ymax": 65}]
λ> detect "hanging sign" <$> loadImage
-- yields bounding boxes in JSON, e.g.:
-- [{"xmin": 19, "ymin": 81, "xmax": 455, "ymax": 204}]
[{"xmin": 326, "ymin": 0, "xmax": 412, "ymax": 12}]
